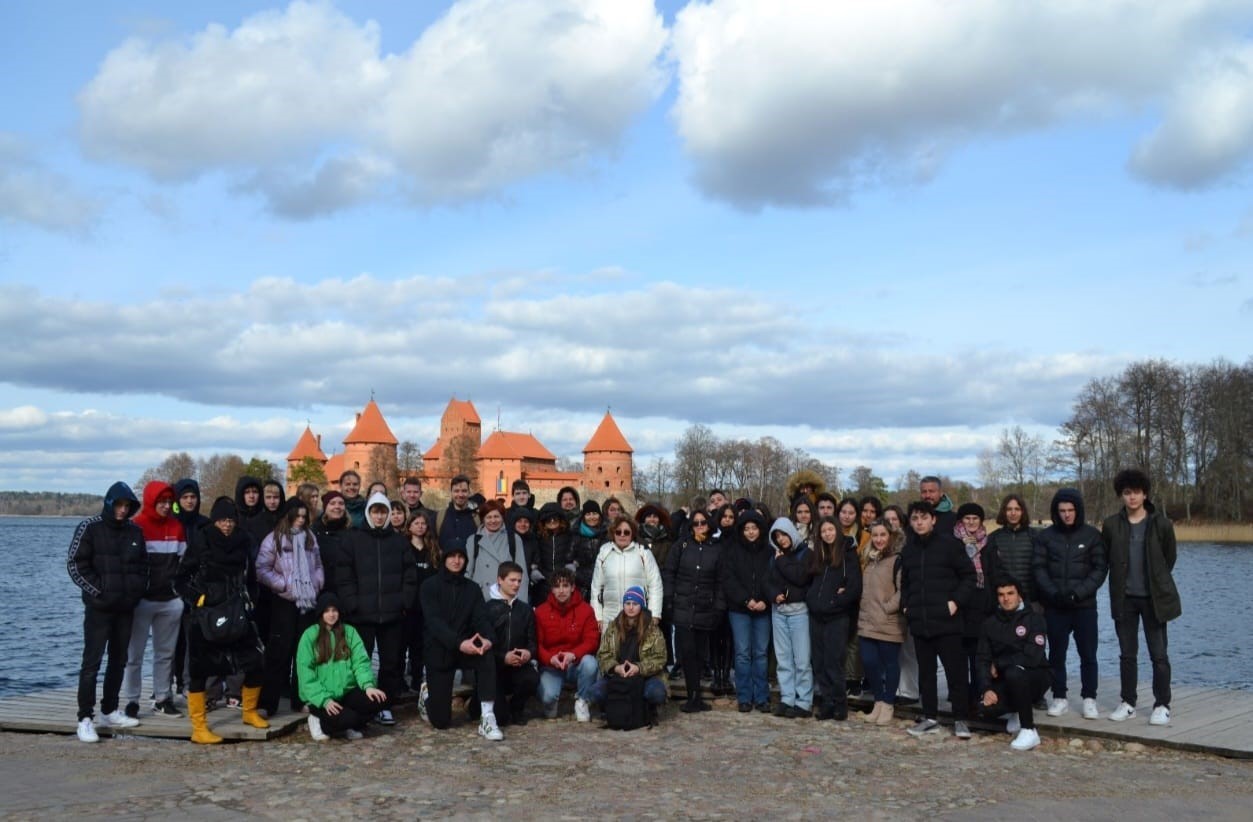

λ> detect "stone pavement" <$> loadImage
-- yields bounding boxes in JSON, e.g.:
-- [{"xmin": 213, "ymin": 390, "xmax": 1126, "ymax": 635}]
[{"xmin": 1, "ymin": 700, "xmax": 1249, "ymax": 820}]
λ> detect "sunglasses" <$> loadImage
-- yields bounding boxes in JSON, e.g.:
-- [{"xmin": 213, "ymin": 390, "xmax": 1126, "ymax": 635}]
[
  {"xmin": 691, "ymin": 520, "xmax": 709, "ymax": 527},
  {"xmin": 614, "ymin": 529, "xmax": 633, "ymax": 537}
]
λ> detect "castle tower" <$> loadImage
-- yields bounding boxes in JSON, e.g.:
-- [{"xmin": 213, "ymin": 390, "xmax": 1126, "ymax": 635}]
[
  {"xmin": 285, "ymin": 425, "xmax": 328, "ymax": 496},
  {"xmin": 423, "ymin": 398, "xmax": 482, "ymax": 486},
  {"xmin": 582, "ymin": 411, "xmax": 633, "ymax": 495},
  {"xmin": 342, "ymin": 399, "xmax": 399, "ymax": 489}
]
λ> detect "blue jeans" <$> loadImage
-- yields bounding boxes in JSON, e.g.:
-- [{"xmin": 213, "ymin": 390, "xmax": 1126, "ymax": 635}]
[
  {"xmin": 772, "ymin": 607, "xmax": 812, "ymax": 710},
  {"xmin": 859, "ymin": 637, "xmax": 901, "ymax": 704},
  {"xmin": 589, "ymin": 675, "xmax": 668, "ymax": 706},
  {"xmin": 538, "ymin": 654, "xmax": 599, "ymax": 707},
  {"xmin": 728, "ymin": 610, "xmax": 771, "ymax": 705},
  {"xmin": 1045, "ymin": 607, "xmax": 1099, "ymax": 699}
]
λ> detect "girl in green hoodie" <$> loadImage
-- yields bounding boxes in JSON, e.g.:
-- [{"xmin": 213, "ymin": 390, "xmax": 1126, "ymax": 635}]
[{"xmin": 296, "ymin": 592, "xmax": 388, "ymax": 741}]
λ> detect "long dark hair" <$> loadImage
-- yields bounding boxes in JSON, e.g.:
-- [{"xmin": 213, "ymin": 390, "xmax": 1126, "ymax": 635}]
[
  {"xmin": 271, "ymin": 501, "xmax": 309, "ymax": 549},
  {"xmin": 996, "ymin": 494, "xmax": 1031, "ymax": 528},
  {"xmin": 407, "ymin": 511, "xmax": 441, "ymax": 567},
  {"xmin": 808, "ymin": 515, "xmax": 848, "ymax": 573},
  {"xmin": 613, "ymin": 603, "xmax": 653, "ymax": 651},
  {"xmin": 313, "ymin": 616, "xmax": 350, "ymax": 665}
]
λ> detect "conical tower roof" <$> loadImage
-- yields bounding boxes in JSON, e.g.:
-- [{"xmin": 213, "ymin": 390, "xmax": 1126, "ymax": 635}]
[
  {"xmin": 583, "ymin": 412, "xmax": 632, "ymax": 454},
  {"xmin": 287, "ymin": 425, "xmax": 327, "ymax": 462},
  {"xmin": 344, "ymin": 400, "xmax": 398, "ymax": 446}
]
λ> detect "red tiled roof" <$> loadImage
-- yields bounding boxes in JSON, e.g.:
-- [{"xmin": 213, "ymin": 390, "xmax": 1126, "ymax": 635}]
[
  {"xmin": 344, "ymin": 400, "xmax": 398, "ymax": 445},
  {"xmin": 286, "ymin": 426, "xmax": 327, "ymax": 462},
  {"xmin": 422, "ymin": 439, "xmax": 444, "ymax": 461},
  {"xmin": 324, "ymin": 453, "xmax": 345, "ymax": 480},
  {"xmin": 583, "ymin": 412, "xmax": 632, "ymax": 453},
  {"xmin": 476, "ymin": 431, "xmax": 557, "ymax": 462},
  {"xmin": 445, "ymin": 398, "xmax": 481, "ymax": 425}
]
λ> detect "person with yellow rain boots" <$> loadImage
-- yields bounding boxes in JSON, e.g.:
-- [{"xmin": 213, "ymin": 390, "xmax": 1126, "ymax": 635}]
[{"xmin": 175, "ymin": 497, "xmax": 269, "ymax": 743}]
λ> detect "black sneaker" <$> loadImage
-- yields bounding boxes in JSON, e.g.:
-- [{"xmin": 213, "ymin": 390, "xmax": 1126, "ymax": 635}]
[
  {"xmin": 755, "ymin": 702, "xmax": 771, "ymax": 713},
  {"xmin": 152, "ymin": 698, "xmax": 182, "ymax": 717},
  {"xmin": 124, "ymin": 701, "xmax": 139, "ymax": 719},
  {"xmin": 738, "ymin": 702, "xmax": 752, "ymax": 713}
]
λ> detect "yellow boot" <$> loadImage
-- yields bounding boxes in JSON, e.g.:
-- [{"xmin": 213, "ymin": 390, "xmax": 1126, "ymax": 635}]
[
  {"xmin": 241, "ymin": 686, "xmax": 270, "ymax": 729},
  {"xmin": 188, "ymin": 692, "xmax": 223, "ymax": 744}
]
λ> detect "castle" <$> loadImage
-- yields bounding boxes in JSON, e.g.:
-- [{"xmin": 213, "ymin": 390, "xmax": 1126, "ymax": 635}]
[{"xmin": 286, "ymin": 398, "xmax": 633, "ymax": 501}]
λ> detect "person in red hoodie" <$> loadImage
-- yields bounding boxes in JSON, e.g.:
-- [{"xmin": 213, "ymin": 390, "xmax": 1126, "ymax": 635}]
[
  {"xmin": 534, "ymin": 568, "xmax": 600, "ymax": 722},
  {"xmin": 122, "ymin": 481, "xmax": 187, "ymax": 719}
]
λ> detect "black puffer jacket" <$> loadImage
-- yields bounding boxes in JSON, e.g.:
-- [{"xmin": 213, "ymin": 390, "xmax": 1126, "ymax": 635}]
[
  {"xmin": 987, "ymin": 523, "xmax": 1037, "ymax": 602},
  {"xmin": 975, "ymin": 604, "xmax": 1049, "ymax": 692},
  {"xmin": 313, "ymin": 515, "xmax": 351, "ymax": 595},
  {"xmin": 420, "ymin": 566, "xmax": 494, "ymax": 671},
  {"xmin": 67, "ymin": 482, "xmax": 147, "ymax": 612},
  {"xmin": 1032, "ymin": 489, "xmax": 1107, "ymax": 610},
  {"xmin": 721, "ymin": 511, "xmax": 772, "ymax": 614},
  {"xmin": 485, "ymin": 589, "xmax": 538, "ymax": 661},
  {"xmin": 662, "ymin": 534, "xmax": 726, "ymax": 631},
  {"xmin": 805, "ymin": 544, "xmax": 863, "ymax": 622},
  {"xmin": 175, "ymin": 515, "xmax": 264, "ymax": 677},
  {"xmin": 571, "ymin": 522, "xmax": 606, "ymax": 597},
  {"xmin": 339, "ymin": 523, "xmax": 418, "ymax": 625},
  {"xmin": 899, "ymin": 529, "xmax": 975, "ymax": 638}
]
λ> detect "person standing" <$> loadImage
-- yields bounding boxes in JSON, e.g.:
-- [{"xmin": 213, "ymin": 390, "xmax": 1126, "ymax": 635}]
[
  {"xmin": 122, "ymin": 481, "xmax": 187, "ymax": 720},
  {"xmin": 806, "ymin": 516, "xmax": 862, "ymax": 720},
  {"xmin": 766, "ymin": 518, "xmax": 814, "ymax": 718},
  {"xmin": 900, "ymin": 501, "xmax": 976, "ymax": 739},
  {"xmin": 721, "ymin": 509, "xmax": 773, "ymax": 713},
  {"xmin": 1033, "ymin": 488, "xmax": 1107, "ymax": 720},
  {"xmin": 1102, "ymin": 469, "xmax": 1181, "ymax": 726},
  {"xmin": 437, "ymin": 475, "xmax": 478, "ymax": 554},
  {"xmin": 467, "ymin": 500, "xmax": 529, "ymax": 604},
  {"xmin": 67, "ymin": 482, "xmax": 147, "ymax": 742},
  {"xmin": 664, "ymin": 511, "xmax": 726, "ymax": 714},
  {"xmin": 919, "ymin": 476, "xmax": 958, "ymax": 536},
  {"xmin": 592, "ymin": 517, "xmax": 664, "ymax": 629},
  {"xmin": 858, "ymin": 520, "xmax": 906, "ymax": 725},
  {"xmin": 987, "ymin": 495, "xmax": 1036, "ymax": 603},
  {"xmin": 338, "ymin": 470, "xmax": 367, "ymax": 529}
]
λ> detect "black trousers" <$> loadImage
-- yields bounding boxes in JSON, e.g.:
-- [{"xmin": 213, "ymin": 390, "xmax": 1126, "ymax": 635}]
[
  {"xmin": 810, "ymin": 615, "xmax": 850, "ymax": 709},
  {"xmin": 261, "ymin": 598, "xmax": 315, "ymax": 713},
  {"xmin": 355, "ymin": 619, "xmax": 406, "ymax": 700},
  {"xmin": 77, "ymin": 606, "xmax": 134, "ymax": 720},
  {"xmin": 914, "ymin": 633, "xmax": 969, "ymax": 720},
  {"xmin": 495, "ymin": 661, "xmax": 539, "ymax": 720},
  {"xmin": 981, "ymin": 666, "xmax": 1052, "ymax": 729},
  {"xmin": 309, "ymin": 687, "xmax": 388, "ymax": 735},
  {"xmin": 190, "ymin": 670, "xmax": 261, "ymax": 693},
  {"xmin": 403, "ymin": 607, "xmax": 425, "ymax": 688},
  {"xmin": 426, "ymin": 652, "xmax": 497, "ymax": 729},
  {"xmin": 675, "ymin": 626, "xmax": 711, "ymax": 700}
]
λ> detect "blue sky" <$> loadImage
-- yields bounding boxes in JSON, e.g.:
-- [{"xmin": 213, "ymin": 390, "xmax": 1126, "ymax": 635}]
[{"xmin": 2, "ymin": 0, "xmax": 1251, "ymax": 493}]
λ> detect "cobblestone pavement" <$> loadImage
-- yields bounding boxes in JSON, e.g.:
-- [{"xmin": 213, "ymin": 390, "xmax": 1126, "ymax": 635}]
[{"xmin": 2, "ymin": 700, "xmax": 1249, "ymax": 820}]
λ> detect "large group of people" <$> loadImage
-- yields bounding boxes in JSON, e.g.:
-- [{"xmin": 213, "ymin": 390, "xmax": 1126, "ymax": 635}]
[{"xmin": 69, "ymin": 466, "xmax": 1182, "ymax": 752}]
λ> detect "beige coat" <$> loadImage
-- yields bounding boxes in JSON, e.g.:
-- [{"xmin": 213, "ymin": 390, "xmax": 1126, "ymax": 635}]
[{"xmin": 858, "ymin": 549, "xmax": 906, "ymax": 643}]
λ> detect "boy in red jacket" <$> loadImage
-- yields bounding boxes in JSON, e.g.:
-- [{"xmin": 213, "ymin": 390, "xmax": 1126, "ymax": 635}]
[{"xmin": 534, "ymin": 569, "xmax": 600, "ymax": 721}]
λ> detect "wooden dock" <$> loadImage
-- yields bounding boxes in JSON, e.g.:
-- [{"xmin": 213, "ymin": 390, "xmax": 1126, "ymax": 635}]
[{"xmin": 0, "ymin": 686, "xmax": 305, "ymax": 741}]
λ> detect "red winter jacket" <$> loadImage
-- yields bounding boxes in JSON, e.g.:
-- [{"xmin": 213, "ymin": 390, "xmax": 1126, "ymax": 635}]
[
  {"xmin": 132, "ymin": 481, "xmax": 187, "ymax": 601},
  {"xmin": 534, "ymin": 588, "xmax": 600, "ymax": 668}
]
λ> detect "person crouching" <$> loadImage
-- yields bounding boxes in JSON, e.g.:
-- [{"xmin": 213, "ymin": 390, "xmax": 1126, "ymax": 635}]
[
  {"xmin": 976, "ymin": 578, "xmax": 1051, "ymax": 751},
  {"xmin": 296, "ymin": 592, "xmax": 388, "ymax": 740}
]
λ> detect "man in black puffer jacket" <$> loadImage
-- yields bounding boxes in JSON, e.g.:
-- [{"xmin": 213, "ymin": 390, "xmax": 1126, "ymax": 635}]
[
  {"xmin": 67, "ymin": 481, "xmax": 148, "ymax": 741},
  {"xmin": 485, "ymin": 562, "xmax": 539, "ymax": 727},
  {"xmin": 1032, "ymin": 488, "xmax": 1106, "ymax": 720},
  {"xmin": 976, "ymin": 577, "xmax": 1051, "ymax": 751},
  {"xmin": 899, "ymin": 500, "xmax": 975, "ymax": 738},
  {"xmin": 339, "ymin": 492, "xmax": 417, "ymax": 722}
]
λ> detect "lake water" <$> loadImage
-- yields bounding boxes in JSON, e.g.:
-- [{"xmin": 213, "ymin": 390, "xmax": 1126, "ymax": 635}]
[{"xmin": 1, "ymin": 516, "xmax": 1250, "ymax": 697}]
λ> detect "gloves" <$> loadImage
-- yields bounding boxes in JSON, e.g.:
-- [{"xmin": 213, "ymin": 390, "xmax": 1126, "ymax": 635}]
[{"xmin": 530, "ymin": 567, "xmax": 545, "ymax": 583}]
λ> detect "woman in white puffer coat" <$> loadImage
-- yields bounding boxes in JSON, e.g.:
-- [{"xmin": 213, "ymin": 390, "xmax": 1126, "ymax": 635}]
[{"xmin": 590, "ymin": 516, "xmax": 664, "ymax": 629}]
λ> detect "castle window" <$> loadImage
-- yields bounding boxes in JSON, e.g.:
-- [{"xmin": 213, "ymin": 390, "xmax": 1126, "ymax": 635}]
[
  {"xmin": 353, "ymin": 461, "xmax": 360, "ymax": 469},
  {"xmin": 604, "ymin": 481, "xmax": 610, "ymax": 488},
  {"xmin": 597, "ymin": 466, "xmax": 603, "ymax": 474}
]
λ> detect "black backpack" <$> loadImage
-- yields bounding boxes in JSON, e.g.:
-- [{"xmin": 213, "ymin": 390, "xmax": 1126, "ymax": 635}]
[{"xmin": 603, "ymin": 675, "xmax": 651, "ymax": 731}]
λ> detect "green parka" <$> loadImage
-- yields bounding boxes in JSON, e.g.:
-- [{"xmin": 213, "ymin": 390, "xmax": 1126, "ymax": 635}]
[
  {"xmin": 296, "ymin": 622, "xmax": 376, "ymax": 708},
  {"xmin": 1101, "ymin": 502, "xmax": 1181, "ymax": 623}
]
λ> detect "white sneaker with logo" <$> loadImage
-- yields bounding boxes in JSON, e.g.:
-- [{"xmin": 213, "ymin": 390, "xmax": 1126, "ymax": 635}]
[
  {"xmin": 1149, "ymin": 705, "xmax": 1170, "ymax": 726},
  {"xmin": 1010, "ymin": 727, "xmax": 1041, "ymax": 751},
  {"xmin": 1045, "ymin": 698, "xmax": 1069, "ymax": 717},
  {"xmin": 1108, "ymin": 702, "xmax": 1136, "ymax": 722},
  {"xmin": 307, "ymin": 715, "xmax": 328, "ymax": 741},
  {"xmin": 76, "ymin": 717, "xmax": 99, "ymax": 743},
  {"xmin": 478, "ymin": 713, "xmax": 503, "ymax": 742},
  {"xmin": 98, "ymin": 709, "xmax": 140, "ymax": 729},
  {"xmin": 1082, "ymin": 698, "xmax": 1100, "ymax": 719},
  {"xmin": 574, "ymin": 697, "xmax": 591, "ymax": 723}
]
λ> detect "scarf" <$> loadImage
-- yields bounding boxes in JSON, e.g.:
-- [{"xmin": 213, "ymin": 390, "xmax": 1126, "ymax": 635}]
[
  {"xmin": 289, "ymin": 529, "xmax": 318, "ymax": 612},
  {"xmin": 954, "ymin": 522, "xmax": 988, "ymax": 588}
]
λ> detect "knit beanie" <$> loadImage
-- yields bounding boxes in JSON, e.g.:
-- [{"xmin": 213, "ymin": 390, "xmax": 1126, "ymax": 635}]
[
  {"xmin": 583, "ymin": 500, "xmax": 602, "ymax": 516},
  {"xmin": 622, "ymin": 585, "xmax": 647, "ymax": 608},
  {"xmin": 321, "ymin": 490, "xmax": 344, "ymax": 509},
  {"xmin": 209, "ymin": 496, "xmax": 237, "ymax": 522},
  {"xmin": 956, "ymin": 502, "xmax": 986, "ymax": 521}
]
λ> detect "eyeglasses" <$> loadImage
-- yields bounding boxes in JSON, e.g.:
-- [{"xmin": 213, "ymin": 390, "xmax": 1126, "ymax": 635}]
[
  {"xmin": 691, "ymin": 520, "xmax": 708, "ymax": 527},
  {"xmin": 614, "ymin": 529, "xmax": 633, "ymax": 537}
]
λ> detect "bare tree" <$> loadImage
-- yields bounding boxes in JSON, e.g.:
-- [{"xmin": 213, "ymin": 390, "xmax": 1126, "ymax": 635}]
[
  {"xmin": 197, "ymin": 454, "xmax": 247, "ymax": 503},
  {"xmin": 397, "ymin": 440, "xmax": 422, "ymax": 475},
  {"xmin": 136, "ymin": 452, "xmax": 197, "ymax": 492}
]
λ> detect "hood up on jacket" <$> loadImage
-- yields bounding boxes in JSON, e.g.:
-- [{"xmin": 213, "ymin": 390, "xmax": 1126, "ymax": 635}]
[
  {"xmin": 634, "ymin": 503, "xmax": 672, "ymax": 531},
  {"xmin": 785, "ymin": 468, "xmax": 826, "ymax": 505},
  {"xmin": 235, "ymin": 475, "xmax": 263, "ymax": 519},
  {"xmin": 736, "ymin": 509, "xmax": 768, "ymax": 549},
  {"xmin": 769, "ymin": 517, "xmax": 803, "ymax": 553},
  {"xmin": 363, "ymin": 491, "xmax": 393, "ymax": 531},
  {"xmin": 172, "ymin": 478, "xmax": 202, "ymax": 525},
  {"xmin": 1049, "ymin": 488, "xmax": 1087, "ymax": 532},
  {"xmin": 101, "ymin": 481, "xmax": 140, "ymax": 521},
  {"xmin": 134, "ymin": 481, "xmax": 182, "ymax": 539}
]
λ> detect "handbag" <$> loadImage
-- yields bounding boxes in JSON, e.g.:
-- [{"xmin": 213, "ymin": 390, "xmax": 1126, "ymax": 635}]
[{"xmin": 194, "ymin": 582, "xmax": 252, "ymax": 645}]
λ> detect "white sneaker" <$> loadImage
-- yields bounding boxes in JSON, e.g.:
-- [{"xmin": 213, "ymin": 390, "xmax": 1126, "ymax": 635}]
[
  {"xmin": 574, "ymin": 697, "xmax": 591, "ymax": 723},
  {"xmin": 344, "ymin": 728, "xmax": 364, "ymax": 740},
  {"xmin": 1045, "ymin": 698, "xmax": 1069, "ymax": 717},
  {"xmin": 76, "ymin": 717, "xmax": 99, "ymax": 743},
  {"xmin": 307, "ymin": 715, "xmax": 328, "ymax": 741},
  {"xmin": 1108, "ymin": 702, "xmax": 1136, "ymax": 722},
  {"xmin": 478, "ymin": 713, "xmax": 503, "ymax": 741},
  {"xmin": 98, "ymin": 709, "xmax": 140, "ymax": 728},
  {"xmin": 418, "ymin": 681, "xmax": 430, "ymax": 724},
  {"xmin": 1149, "ymin": 705, "xmax": 1170, "ymax": 726},
  {"xmin": 1006, "ymin": 714, "xmax": 1021, "ymax": 735},
  {"xmin": 1010, "ymin": 727, "xmax": 1040, "ymax": 751},
  {"xmin": 1082, "ymin": 698, "xmax": 1099, "ymax": 719}
]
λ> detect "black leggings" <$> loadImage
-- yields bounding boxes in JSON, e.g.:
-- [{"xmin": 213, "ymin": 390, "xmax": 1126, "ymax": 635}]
[
  {"xmin": 190, "ymin": 671, "xmax": 261, "ymax": 692},
  {"xmin": 309, "ymin": 688, "xmax": 388, "ymax": 735},
  {"xmin": 675, "ymin": 626, "xmax": 711, "ymax": 700},
  {"xmin": 980, "ymin": 666, "xmax": 1051, "ymax": 729},
  {"xmin": 426, "ymin": 653, "xmax": 497, "ymax": 730}
]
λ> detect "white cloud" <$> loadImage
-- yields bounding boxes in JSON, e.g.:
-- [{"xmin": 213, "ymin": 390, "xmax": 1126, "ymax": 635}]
[
  {"xmin": 669, "ymin": 0, "xmax": 1253, "ymax": 207},
  {"xmin": 77, "ymin": 0, "xmax": 667, "ymax": 214},
  {"xmin": 0, "ymin": 133, "xmax": 101, "ymax": 234}
]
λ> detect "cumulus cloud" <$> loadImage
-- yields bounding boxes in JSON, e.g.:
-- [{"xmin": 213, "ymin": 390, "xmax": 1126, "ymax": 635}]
[
  {"xmin": 0, "ymin": 133, "xmax": 101, "ymax": 234},
  {"xmin": 78, "ymin": 0, "xmax": 667, "ymax": 214},
  {"xmin": 669, "ymin": 0, "xmax": 1253, "ymax": 208}
]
